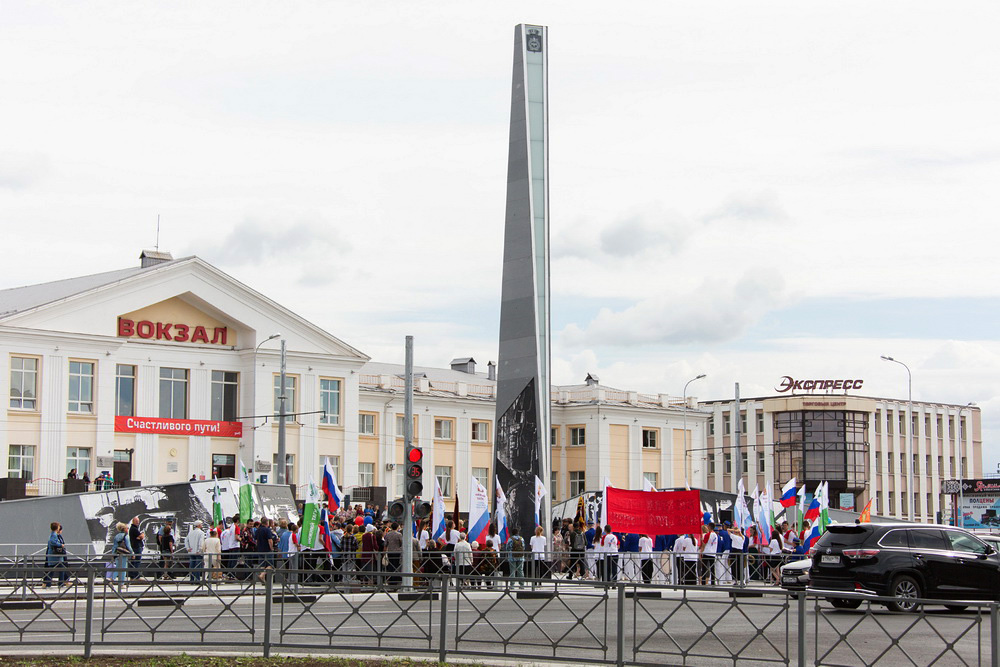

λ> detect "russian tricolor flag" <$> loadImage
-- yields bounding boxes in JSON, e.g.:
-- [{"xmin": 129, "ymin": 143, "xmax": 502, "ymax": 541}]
[
  {"xmin": 780, "ymin": 478, "xmax": 798, "ymax": 508},
  {"xmin": 322, "ymin": 463, "xmax": 343, "ymax": 512},
  {"xmin": 803, "ymin": 496, "xmax": 820, "ymax": 522},
  {"xmin": 804, "ymin": 523, "xmax": 822, "ymax": 550}
]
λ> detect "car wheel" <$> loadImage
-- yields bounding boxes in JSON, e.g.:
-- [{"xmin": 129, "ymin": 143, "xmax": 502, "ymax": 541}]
[
  {"xmin": 829, "ymin": 598, "xmax": 862, "ymax": 609},
  {"xmin": 887, "ymin": 575, "xmax": 921, "ymax": 612},
  {"xmin": 944, "ymin": 605, "xmax": 968, "ymax": 612}
]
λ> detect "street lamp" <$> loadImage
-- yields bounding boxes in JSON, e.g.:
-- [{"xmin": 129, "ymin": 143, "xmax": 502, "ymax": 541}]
[
  {"xmin": 881, "ymin": 355, "xmax": 913, "ymax": 521},
  {"xmin": 251, "ymin": 334, "xmax": 281, "ymax": 480},
  {"xmin": 683, "ymin": 374, "xmax": 707, "ymax": 489},
  {"xmin": 958, "ymin": 402, "xmax": 976, "ymax": 528}
]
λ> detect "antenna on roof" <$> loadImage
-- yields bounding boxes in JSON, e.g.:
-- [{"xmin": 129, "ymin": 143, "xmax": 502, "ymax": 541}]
[{"xmin": 155, "ymin": 214, "xmax": 160, "ymax": 252}]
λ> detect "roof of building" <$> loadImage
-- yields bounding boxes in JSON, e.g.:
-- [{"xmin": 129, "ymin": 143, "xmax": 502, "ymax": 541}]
[
  {"xmin": 360, "ymin": 361, "xmax": 492, "ymax": 384},
  {"xmin": 0, "ymin": 260, "xmax": 184, "ymax": 318}
]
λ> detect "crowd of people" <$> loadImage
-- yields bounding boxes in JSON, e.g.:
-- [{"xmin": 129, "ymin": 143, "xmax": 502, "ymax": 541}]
[{"xmin": 41, "ymin": 503, "xmax": 814, "ymax": 589}]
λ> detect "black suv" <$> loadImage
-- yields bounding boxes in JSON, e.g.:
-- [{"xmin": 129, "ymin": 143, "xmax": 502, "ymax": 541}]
[{"xmin": 808, "ymin": 523, "xmax": 1000, "ymax": 611}]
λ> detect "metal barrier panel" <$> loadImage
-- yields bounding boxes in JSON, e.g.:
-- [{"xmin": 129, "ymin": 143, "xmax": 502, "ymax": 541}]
[
  {"xmin": 628, "ymin": 581, "xmax": 791, "ymax": 666},
  {"xmin": 810, "ymin": 592, "xmax": 989, "ymax": 666},
  {"xmin": 447, "ymin": 572, "xmax": 614, "ymax": 664}
]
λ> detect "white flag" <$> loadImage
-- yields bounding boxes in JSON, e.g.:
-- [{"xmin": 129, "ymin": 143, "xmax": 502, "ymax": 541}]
[
  {"xmin": 534, "ymin": 475, "xmax": 547, "ymax": 527},
  {"xmin": 642, "ymin": 477, "xmax": 657, "ymax": 492}
]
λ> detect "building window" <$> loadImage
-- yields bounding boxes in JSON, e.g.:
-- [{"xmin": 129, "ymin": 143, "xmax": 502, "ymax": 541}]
[
  {"xmin": 569, "ymin": 470, "xmax": 586, "ymax": 496},
  {"xmin": 888, "ymin": 491, "xmax": 895, "ymax": 514},
  {"xmin": 319, "ymin": 378, "xmax": 341, "ymax": 425},
  {"xmin": 961, "ymin": 417, "xmax": 967, "ymax": 440},
  {"xmin": 358, "ymin": 413, "xmax": 376, "ymax": 436},
  {"xmin": 7, "ymin": 445, "xmax": 35, "ymax": 481},
  {"xmin": 876, "ymin": 456, "xmax": 882, "ymax": 474},
  {"xmin": 211, "ymin": 371, "xmax": 239, "ymax": 421},
  {"xmin": 926, "ymin": 493, "xmax": 932, "ymax": 516},
  {"xmin": 926, "ymin": 455, "xmax": 931, "ymax": 475},
  {"xmin": 570, "ymin": 427, "xmax": 586, "ymax": 446},
  {"xmin": 757, "ymin": 411, "xmax": 765, "ymax": 434},
  {"xmin": 641, "ymin": 429, "xmax": 658, "ymax": 449},
  {"xmin": 888, "ymin": 455, "xmax": 893, "ymax": 473},
  {"xmin": 551, "ymin": 470, "xmax": 558, "ymax": 500},
  {"xmin": 434, "ymin": 419, "xmax": 454, "ymax": 440},
  {"xmin": 724, "ymin": 453, "xmax": 732, "ymax": 474},
  {"xmin": 887, "ymin": 411, "xmax": 894, "ymax": 435},
  {"xmin": 741, "ymin": 452, "xmax": 749, "ymax": 474},
  {"xmin": 272, "ymin": 453, "xmax": 294, "ymax": 484},
  {"xmin": 911, "ymin": 415, "xmax": 918, "ymax": 433},
  {"xmin": 68, "ymin": 361, "xmax": 95, "ymax": 413},
  {"xmin": 925, "ymin": 415, "xmax": 931, "ymax": 434},
  {"xmin": 899, "ymin": 453, "xmax": 905, "ymax": 474},
  {"xmin": 9, "ymin": 356, "xmax": 38, "ymax": 410},
  {"xmin": 709, "ymin": 455, "xmax": 716, "ymax": 475},
  {"xmin": 643, "ymin": 472, "xmax": 657, "ymax": 489},
  {"xmin": 435, "ymin": 466, "xmax": 452, "ymax": 497},
  {"xmin": 758, "ymin": 452, "xmax": 766, "ymax": 474},
  {"xmin": 709, "ymin": 421, "xmax": 715, "ymax": 436},
  {"xmin": 358, "ymin": 462, "xmax": 375, "ymax": 487},
  {"xmin": 898, "ymin": 413, "xmax": 905, "ymax": 434},
  {"xmin": 273, "ymin": 375, "xmax": 296, "ymax": 414},
  {"xmin": 320, "ymin": 455, "xmax": 340, "ymax": 485},
  {"xmin": 66, "ymin": 447, "xmax": 91, "ymax": 478},
  {"xmin": 913, "ymin": 454, "xmax": 919, "ymax": 474},
  {"xmin": 115, "ymin": 364, "xmax": 135, "ymax": 417},
  {"xmin": 723, "ymin": 414, "xmax": 731, "ymax": 436},
  {"xmin": 550, "ymin": 427, "xmax": 558, "ymax": 446},
  {"xmin": 472, "ymin": 467, "xmax": 489, "ymax": 488},
  {"xmin": 395, "ymin": 415, "xmax": 417, "ymax": 438},
  {"xmin": 936, "ymin": 416, "xmax": 943, "ymax": 437},
  {"xmin": 938, "ymin": 456, "xmax": 943, "ymax": 474},
  {"xmin": 740, "ymin": 412, "xmax": 747, "ymax": 435},
  {"xmin": 472, "ymin": 421, "xmax": 490, "ymax": 442},
  {"xmin": 159, "ymin": 367, "xmax": 188, "ymax": 419},
  {"xmin": 962, "ymin": 457, "xmax": 967, "ymax": 475},
  {"xmin": 901, "ymin": 493, "xmax": 907, "ymax": 515},
  {"xmin": 874, "ymin": 410, "xmax": 881, "ymax": 433}
]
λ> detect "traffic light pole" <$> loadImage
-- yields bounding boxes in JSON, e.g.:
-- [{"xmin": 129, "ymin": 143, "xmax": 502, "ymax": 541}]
[{"xmin": 401, "ymin": 335, "xmax": 414, "ymax": 587}]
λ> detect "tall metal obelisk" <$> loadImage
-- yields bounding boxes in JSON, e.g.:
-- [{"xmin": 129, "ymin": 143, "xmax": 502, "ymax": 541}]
[{"xmin": 494, "ymin": 24, "xmax": 551, "ymax": 541}]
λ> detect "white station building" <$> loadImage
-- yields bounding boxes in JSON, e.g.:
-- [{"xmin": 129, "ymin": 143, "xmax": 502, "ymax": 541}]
[{"xmin": 0, "ymin": 252, "xmax": 983, "ymax": 523}]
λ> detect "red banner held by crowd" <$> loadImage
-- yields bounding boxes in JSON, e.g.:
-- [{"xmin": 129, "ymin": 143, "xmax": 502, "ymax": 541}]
[{"xmin": 605, "ymin": 487, "xmax": 702, "ymax": 535}]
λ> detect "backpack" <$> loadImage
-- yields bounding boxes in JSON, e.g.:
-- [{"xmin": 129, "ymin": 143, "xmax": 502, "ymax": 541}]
[
  {"xmin": 509, "ymin": 536, "xmax": 525, "ymax": 553},
  {"xmin": 572, "ymin": 532, "xmax": 585, "ymax": 550}
]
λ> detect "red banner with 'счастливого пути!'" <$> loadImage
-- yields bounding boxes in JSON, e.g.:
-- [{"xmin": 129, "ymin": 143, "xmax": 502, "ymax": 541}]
[{"xmin": 604, "ymin": 487, "xmax": 702, "ymax": 535}]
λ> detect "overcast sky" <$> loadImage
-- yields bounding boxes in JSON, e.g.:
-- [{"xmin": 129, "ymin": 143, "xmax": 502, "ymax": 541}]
[{"xmin": 3, "ymin": 2, "xmax": 1000, "ymax": 469}]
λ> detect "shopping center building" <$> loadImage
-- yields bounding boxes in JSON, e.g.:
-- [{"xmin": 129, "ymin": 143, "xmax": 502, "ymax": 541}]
[
  {"xmin": 699, "ymin": 390, "xmax": 982, "ymax": 523},
  {"xmin": 0, "ymin": 252, "xmax": 709, "ymax": 505}
]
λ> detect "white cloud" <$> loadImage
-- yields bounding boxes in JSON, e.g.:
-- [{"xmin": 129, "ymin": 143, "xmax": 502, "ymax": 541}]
[{"xmin": 561, "ymin": 269, "xmax": 787, "ymax": 347}]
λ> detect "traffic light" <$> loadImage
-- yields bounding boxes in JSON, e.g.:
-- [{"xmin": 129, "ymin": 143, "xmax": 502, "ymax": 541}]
[
  {"xmin": 387, "ymin": 498, "xmax": 406, "ymax": 522},
  {"xmin": 413, "ymin": 500, "xmax": 432, "ymax": 520},
  {"xmin": 405, "ymin": 444, "xmax": 423, "ymax": 501}
]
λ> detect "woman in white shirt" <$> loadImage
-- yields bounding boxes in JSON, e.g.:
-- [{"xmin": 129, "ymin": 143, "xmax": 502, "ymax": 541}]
[
  {"xmin": 728, "ymin": 525, "xmax": 745, "ymax": 584},
  {"xmin": 637, "ymin": 534, "xmax": 654, "ymax": 584},
  {"xmin": 765, "ymin": 529, "xmax": 783, "ymax": 585},
  {"xmin": 529, "ymin": 526, "xmax": 548, "ymax": 580},
  {"xmin": 601, "ymin": 526, "xmax": 620, "ymax": 582}
]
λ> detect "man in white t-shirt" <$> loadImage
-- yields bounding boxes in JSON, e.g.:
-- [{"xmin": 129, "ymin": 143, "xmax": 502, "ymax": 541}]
[
  {"xmin": 673, "ymin": 533, "xmax": 697, "ymax": 585},
  {"xmin": 699, "ymin": 523, "xmax": 719, "ymax": 586}
]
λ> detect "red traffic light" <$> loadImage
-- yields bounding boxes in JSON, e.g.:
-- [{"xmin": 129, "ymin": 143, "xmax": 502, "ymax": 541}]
[{"xmin": 407, "ymin": 448, "xmax": 423, "ymax": 463}]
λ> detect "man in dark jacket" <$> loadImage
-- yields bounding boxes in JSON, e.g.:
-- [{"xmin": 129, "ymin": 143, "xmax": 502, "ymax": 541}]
[{"xmin": 128, "ymin": 517, "xmax": 145, "ymax": 580}]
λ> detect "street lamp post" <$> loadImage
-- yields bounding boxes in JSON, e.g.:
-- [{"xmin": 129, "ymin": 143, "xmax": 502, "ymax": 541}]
[
  {"xmin": 251, "ymin": 334, "xmax": 281, "ymax": 481},
  {"xmin": 881, "ymin": 356, "xmax": 913, "ymax": 521},
  {"xmin": 958, "ymin": 402, "xmax": 975, "ymax": 528},
  {"xmin": 683, "ymin": 374, "xmax": 707, "ymax": 489}
]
